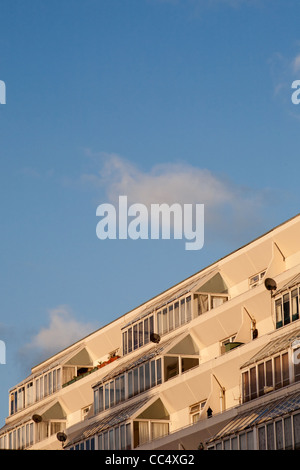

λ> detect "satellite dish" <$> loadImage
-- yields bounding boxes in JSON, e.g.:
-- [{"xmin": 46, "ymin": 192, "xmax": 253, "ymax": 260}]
[
  {"xmin": 57, "ymin": 432, "xmax": 67, "ymax": 442},
  {"xmin": 150, "ymin": 333, "xmax": 161, "ymax": 344},
  {"xmin": 32, "ymin": 414, "xmax": 42, "ymax": 423},
  {"xmin": 264, "ymin": 278, "xmax": 277, "ymax": 292}
]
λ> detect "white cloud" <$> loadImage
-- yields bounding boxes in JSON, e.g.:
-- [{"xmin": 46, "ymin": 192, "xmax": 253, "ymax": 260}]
[
  {"xmin": 85, "ymin": 152, "xmax": 268, "ymax": 240},
  {"xmin": 292, "ymin": 54, "xmax": 300, "ymax": 73},
  {"xmin": 22, "ymin": 305, "xmax": 96, "ymax": 362}
]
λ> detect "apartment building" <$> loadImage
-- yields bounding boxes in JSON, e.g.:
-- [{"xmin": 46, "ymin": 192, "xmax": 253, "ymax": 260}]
[{"xmin": 1, "ymin": 214, "xmax": 300, "ymax": 450}]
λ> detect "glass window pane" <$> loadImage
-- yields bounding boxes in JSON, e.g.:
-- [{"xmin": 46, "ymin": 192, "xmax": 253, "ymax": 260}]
[
  {"xmin": 109, "ymin": 381, "xmax": 114, "ymax": 407},
  {"xmin": 109, "ymin": 429, "xmax": 114, "ymax": 450},
  {"xmin": 275, "ymin": 299, "xmax": 282, "ymax": 327},
  {"xmin": 133, "ymin": 324, "xmax": 138, "ymax": 350},
  {"xmin": 283, "ymin": 293, "xmax": 290, "ymax": 325},
  {"xmin": 247, "ymin": 431, "xmax": 254, "ymax": 450},
  {"xmin": 120, "ymin": 425, "xmax": 126, "ymax": 450},
  {"xmin": 145, "ymin": 362, "xmax": 150, "ymax": 390},
  {"xmin": 99, "ymin": 386, "xmax": 104, "ymax": 412},
  {"xmin": 162, "ymin": 309, "xmax": 168, "ymax": 334},
  {"xmin": 157, "ymin": 311, "xmax": 162, "ymax": 335},
  {"xmin": 123, "ymin": 331, "xmax": 128, "ymax": 356},
  {"xmin": 151, "ymin": 422, "xmax": 168, "ymax": 440},
  {"xmin": 115, "ymin": 377, "xmax": 120, "ymax": 404},
  {"xmin": 242, "ymin": 371, "xmax": 249, "ymax": 402},
  {"xmin": 128, "ymin": 371, "xmax": 133, "ymax": 398},
  {"xmin": 294, "ymin": 348, "xmax": 300, "ymax": 382},
  {"xmin": 150, "ymin": 360, "xmax": 156, "ymax": 387},
  {"xmin": 294, "ymin": 414, "xmax": 300, "ymax": 450},
  {"xmin": 180, "ymin": 299, "xmax": 185, "ymax": 325},
  {"xmin": 156, "ymin": 358, "xmax": 162, "ymax": 385},
  {"xmin": 292, "ymin": 289, "xmax": 299, "ymax": 320},
  {"xmin": 139, "ymin": 365, "xmax": 144, "ymax": 393},
  {"xmin": 120, "ymin": 375, "xmax": 125, "ymax": 402},
  {"xmin": 138, "ymin": 322, "xmax": 143, "ymax": 347},
  {"xmin": 266, "ymin": 360, "xmax": 273, "ymax": 387},
  {"xmin": 258, "ymin": 427, "xmax": 266, "ymax": 450},
  {"xmin": 282, "ymin": 353, "xmax": 289, "ymax": 386},
  {"xmin": 186, "ymin": 296, "xmax": 192, "ymax": 322},
  {"xmin": 274, "ymin": 356, "xmax": 281, "ymax": 389},
  {"xmin": 144, "ymin": 318, "xmax": 149, "ymax": 344},
  {"xmin": 258, "ymin": 363, "xmax": 265, "ymax": 396},
  {"xmin": 94, "ymin": 389, "xmax": 99, "ymax": 414},
  {"xmin": 250, "ymin": 367, "xmax": 257, "ymax": 399},
  {"xmin": 174, "ymin": 302, "xmax": 179, "ymax": 328},
  {"xmin": 223, "ymin": 439, "xmax": 230, "ymax": 450},
  {"xmin": 126, "ymin": 423, "xmax": 131, "ymax": 450},
  {"xmin": 103, "ymin": 432, "xmax": 108, "ymax": 450},
  {"xmin": 133, "ymin": 368, "xmax": 139, "ymax": 395},
  {"xmin": 231, "ymin": 436, "xmax": 238, "ymax": 450},
  {"xmin": 168, "ymin": 305, "xmax": 174, "ymax": 331},
  {"xmin": 276, "ymin": 420, "xmax": 284, "ymax": 450},
  {"xmin": 149, "ymin": 316, "xmax": 154, "ymax": 337},
  {"xmin": 128, "ymin": 328, "xmax": 132, "ymax": 353},
  {"xmin": 197, "ymin": 294, "xmax": 208, "ymax": 315},
  {"xmin": 164, "ymin": 356, "xmax": 179, "ymax": 381},
  {"xmin": 105, "ymin": 383, "xmax": 110, "ymax": 409},
  {"xmin": 53, "ymin": 370, "xmax": 57, "ymax": 392},
  {"xmin": 267, "ymin": 423, "xmax": 274, "ymax": 450},
  {"xmin": 239, "ymin": 433, "xmax": 246, "ymax": 450},
  {"xmin": 57, "ymin": 369, "xmax": 61, "ymax": 390},
  {"xmin": 284, "ymin": 416, "xmax": 292, "ymax": 450},
  {"xmin": 138, "ymin": 421, "xmax": 149, "ymax": 445},
  {"xmin": 115, "ymin": 427, "xmax": 120, "ymax": 450}
]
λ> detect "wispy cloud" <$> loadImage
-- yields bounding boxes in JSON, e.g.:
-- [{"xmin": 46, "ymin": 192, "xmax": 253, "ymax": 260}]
[
  {"xmin": 292, "ymin": 54, "xmax": 300, "ymax": 74},
  {"xmin": 82, "ymin": 152, "xmax": 271, "ymax": 242},
  {"xmin": 19, "ymin": 306, "xmax": 96, "ymax": 369}
]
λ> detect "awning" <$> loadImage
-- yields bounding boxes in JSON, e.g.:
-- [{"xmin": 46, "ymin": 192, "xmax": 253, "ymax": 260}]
[
  {"xmin": 241, "ymin": 327, "xmax": 300, "ymax": 369},
  {"xmin": 275, "ymin": 273, "xmax": 300, "ymax": 296},
  {"xmin": 92, "ymin": 330, "xmax": 189, "ymax": 388},
  {"xmin": 122, "ymin": 268, "xmax": 219, "ymax": 329},
  {"xmin": 0, "ymin": 399, "xmax": 67, "ymax": 436},
  {"xmin": 10, "ymin": 345, "xmax": 93, "ymax": 392},
  {"xmin": 65, "ymin": 396, "xmax": 150, "ymax": 447},
  {"xmin": 207, "ymin": 390, "xmax": 300, "ymax": 443}
]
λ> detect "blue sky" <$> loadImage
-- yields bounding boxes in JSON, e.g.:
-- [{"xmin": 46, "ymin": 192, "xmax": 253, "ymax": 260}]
[{"xmin": 1, "ymin": 0, "xmax": 300, "ymax": 427}]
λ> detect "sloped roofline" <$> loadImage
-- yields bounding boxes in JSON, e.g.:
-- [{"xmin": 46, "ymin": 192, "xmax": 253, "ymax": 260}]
[{"xmin": 31, "ymin": 212, "xmax": 300, "ymax": 370}]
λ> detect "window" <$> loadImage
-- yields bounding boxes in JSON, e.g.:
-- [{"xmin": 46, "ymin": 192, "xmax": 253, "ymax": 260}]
[
  {"xmin": 190, "ymin": 400, "xmax": 206, "ymax": 423},
  {"xmin": 242, "ymin": 352, "xmax": 291, "ymax": 403},
  {"xmin": 275, "ymin": 285, "xmax": 300, "ymax": 329},
  {"xmin": 194, "ymin": 293, "xmax": 228, "ymax": 316},
  {"xmin": 122, "ymin": 315, "xmax": 153, "ymax": 356},
  {"xmin": 249, "ymin": 270, "xmax": 266, "ymax": 289},
  {"xmin": 181, "ymin": 357, "xmax": 199, "ymax": 373},
  {"xmin": 220, "ymin": 335, "xmax": 236, "ymax": 354},
  {"xmin": 93, "ymin": 360, "xmax": 161, "ymax": 414},
  {"xmin": 164, "ymin": 356, "xmax": 179, "ymax": 382},
  {"xmin": 133, "ymin": 421, "xmax": 169, "ymax": 447}
]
